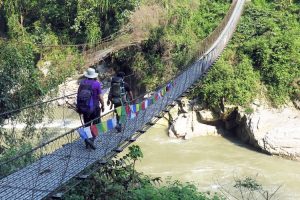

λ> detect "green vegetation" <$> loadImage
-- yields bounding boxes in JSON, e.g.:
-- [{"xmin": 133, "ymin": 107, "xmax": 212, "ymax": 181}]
[
  {"xmin": 194, "ymin": 52, "xmax": 260, "ymax": 109},
  {"xmin": 194, "ymin": 0, "xmax": 300, "ymax": 109},
  {"xmin": 0, "ymin": 0, "xmax": 140, "ymax": 43},
  {"xmin": 65, "ymin": 145, "xmax": 280, "ymax": 200},
  {"xmin": 111, "ymin": 0, "xmax": 230, "ymax": 90},
  {"xmin": 0, "ymin": 0, "xmax": 294, "ymax": 198},
  {"xmin": 64, "ymin": 145, "xmax": 221, "ymax": 200},
  {"xmin": 0, "ymin": 143, "xmax": 36, "ymax": 178},
  {"xmin": 219, "ymin": 176, "xmax": 281, "ymax": 200},
  {"xmin": 0, "ymin": 0, "xmax": 141, "ymax": 151},
  {"xmin": 0, "ymin": 0, "xmax": 140, "ymax": 114}
]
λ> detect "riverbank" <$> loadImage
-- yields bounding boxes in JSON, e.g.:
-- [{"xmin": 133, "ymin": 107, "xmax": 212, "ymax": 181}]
[
  {"xmin": 168, "ymin": 98, "xmax": 300, "ymax": 161},
  {"xmin": 235, "ymin": 101, "xmax": 300, "ymax": 160}
]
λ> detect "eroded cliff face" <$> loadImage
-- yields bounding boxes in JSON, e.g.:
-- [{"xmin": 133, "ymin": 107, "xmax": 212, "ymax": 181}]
[
  {"xmin": 235, "ymin": 102, "xmax": 300, "ymax": 160},
  {"xmin": 168, "ymin": 98, "xmax": 300, "ymax": 160}
]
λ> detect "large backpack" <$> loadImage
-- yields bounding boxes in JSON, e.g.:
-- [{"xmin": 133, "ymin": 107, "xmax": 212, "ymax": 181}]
[
  {"xmin": 110, "ymin": 76, "xmax": 126, "ymax": 104},
  {"xmin": 76, "ymin": 81, "xmax": 95, "ymax": 115}
]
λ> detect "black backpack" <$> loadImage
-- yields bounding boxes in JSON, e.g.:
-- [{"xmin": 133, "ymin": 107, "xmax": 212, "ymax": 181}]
[
  {"xmin": 76, "ymin": 81, "xmax": 95, "ymax": 115},
  {"xmin": 110, "ymin": 76, "xmax": 126, "ymax": 104}
]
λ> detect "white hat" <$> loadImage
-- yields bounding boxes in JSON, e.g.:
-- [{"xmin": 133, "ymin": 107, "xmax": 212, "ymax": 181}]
[{"xmin": 84, "ymin": 68, "xmax": 98, "ymax": 78}]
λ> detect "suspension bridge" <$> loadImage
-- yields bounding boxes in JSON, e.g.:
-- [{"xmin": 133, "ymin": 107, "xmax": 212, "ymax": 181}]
[{"xmin": 0, "ymin": 0, "xmax": 246, "ymax": 199}]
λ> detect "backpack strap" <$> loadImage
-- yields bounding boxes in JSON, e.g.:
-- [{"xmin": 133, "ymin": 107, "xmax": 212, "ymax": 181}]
[{"xmin": 79, "ymin": 80, "xmax": 94, "ymax": 94}]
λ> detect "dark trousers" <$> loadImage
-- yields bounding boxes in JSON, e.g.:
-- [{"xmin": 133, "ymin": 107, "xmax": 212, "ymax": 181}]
[
  {"xmin": 83, "ymin": 106, "xmax": 101, "ymax": 127},
  {"xmin": 113, "ymin": 102, "xmax": 122, "ymax": 125}
]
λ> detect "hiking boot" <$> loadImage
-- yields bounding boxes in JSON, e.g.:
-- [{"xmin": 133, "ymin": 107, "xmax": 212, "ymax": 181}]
[
  {"xmin": 89, "ymin": 138, "xmax": 96, "ymax": 150},
  {"xmin": 84, "ymin": 139, "xmax": 89, "ymax": 149},
  {"xmin": 116, "ymin": 124, "xmax": 122, "ymax": 132},
  {"xmin": 85, "ymin": 139, "xmax": 96, "ymax": 150}
]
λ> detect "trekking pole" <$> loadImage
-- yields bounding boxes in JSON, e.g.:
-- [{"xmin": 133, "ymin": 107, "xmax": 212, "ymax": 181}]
[{"xmin": 66, "ymin": 101, "xmax": 84, "ymax": 126}]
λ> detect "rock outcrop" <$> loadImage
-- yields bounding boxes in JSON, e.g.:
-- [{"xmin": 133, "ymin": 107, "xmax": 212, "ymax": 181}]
[
  {"xmin": 168, "ymin": 111, "xmax": 219, "ymax": 139},
  {"xmin": 198, "ymin": 109, "xmax": 217, "ymax": 122},
  {"xmin": 168, "ymin": 97, "xmax": 300, "ymax": 160},
  {"xmin": 236, "ymin": 103, "xmax": 300, "ymax": 160},
  {"xmin": 168, "ymin": 98, "xmax": 221, "ymax": 139}
]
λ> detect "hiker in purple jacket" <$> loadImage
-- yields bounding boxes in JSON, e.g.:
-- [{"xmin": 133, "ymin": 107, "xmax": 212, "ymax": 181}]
[{"xmin": 77, "ymin": 68, "xmax": 105, "ymax": 149}]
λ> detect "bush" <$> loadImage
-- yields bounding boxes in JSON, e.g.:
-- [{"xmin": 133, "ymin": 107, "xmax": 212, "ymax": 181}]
[
  {"xmin": 111, "ymin": 0, "xmax": 230, "ymax": 91},
  {"xmin": 0, "ymin": 41, "xmax": 41, "ymax": 114},
  {"xmin": 195, "ymin": 1, "xmax": 300, "ymax": 109},
  {"xmin": 193, "ymin": 51, "xmax": 260, "ymax": 109},
  {"xmin": 218, "ymin": 176, "xmax": 281, "ymax": 200},
  {"xmin": 0, "ymin": 143, "xmax": 36, "ymax": 178},
  {"xmin": 64, "ymin": 145, "xmax": 220, "ymax": 200}
]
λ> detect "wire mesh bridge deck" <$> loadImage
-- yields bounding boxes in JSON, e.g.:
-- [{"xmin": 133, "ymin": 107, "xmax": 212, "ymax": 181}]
[{"xmin": 0, "ymin": 0, "xmax": 245, "ymax": 199}]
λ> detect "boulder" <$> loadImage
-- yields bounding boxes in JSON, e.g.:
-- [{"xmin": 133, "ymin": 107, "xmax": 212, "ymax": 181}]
[
  {"xmin": 179, "ymin": 97, "xmax": 191, "ymax": 113},
  {"xmin": 294, "ymin": 100, "xmax": 300, "ymax": 110},
  {"xmin": 168, "ymin": 113, "xmax": 190, "ymax": 138},
  {"xmin": 168, "ymin": 103, "xmax": 180, "ymax": 122},
  {"xmin": 168, "ymin": 111, "xmax": 219, "ymax": 139},
  {"xmin": 198, "ymin": 109, "xmax": 217, "ymax": 122},
  {"xmin": 236, "ymin": 105, "xmax": 300, "ymax": 160},
  {"xmin": 263, "ymin": 126, "xmax": 300, "ymax": 159},
  {"xmin": 168, "ymin": 127, "xmax": 177, "ymax": 138}
]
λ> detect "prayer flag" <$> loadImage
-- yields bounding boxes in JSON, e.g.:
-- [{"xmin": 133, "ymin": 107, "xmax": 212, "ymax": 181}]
[
  {"xmin": 135, "ymin": 103, "xmax": 140, "ymax": 112},
  {"xmin": 155, "ymin": 93, "xmax": 159, "ymax": 101},
  {"xmin": 84, "ymin": 127, "xmax": 93, "ymax": 138},
  {"xmin": 96, "ymin": 123, "xmax": 105, "ymax": 133},
  {"xmin": 119, "ymin": 114, "xmax": 127, "ymax": 124},
  {"xmin": 102, "ymin": 122, "xmax": 108, "ymax": 132},
  {"xmin": 151, "ymin": 95, "xmax": 156, "ymax": 104},
  {"xmin": 107, "ymin": 118, "xmax": 117, "ymax": 130},
  {"xmin": 166, "ymin": 83, "xmax": 171, "ymax": 92},
  {"xmin": 125, "ymin": 105, "xmax": 131, "ymax": 115},
  {"xmin": 161, "ymin": 88, "xmax": 166, "ymax": 96},
  {"xmin": 141, "ymin": 100, "xmax": 147, "ymax": 110},
  {"xmin": 130, "ymin": 104, "xmax": 136, "ymax": 113},
  {"xmin": 116, "ymin": 106, "xmax": 122, "ymax": 116},
  {"xmin": 90, "ymin": 124, "xmax": 98, "ymax": 137},
  {"xmin": 130, "ymin": 112, "xmax": 137, "ymax": 119},
  {"xmin": 149, "ymin": 98, "xmax": 154, "ymax": 106},
  {"xmin": 116, "ymin": 106, "xmax": 126, "ymax": 116},
  {"xmin": 146, "ymin": 99, "xmax": 150, "ymax": 107},
  {"xmin": 77, "ymin": 127, "xmax": 87, "ymax": 140}
]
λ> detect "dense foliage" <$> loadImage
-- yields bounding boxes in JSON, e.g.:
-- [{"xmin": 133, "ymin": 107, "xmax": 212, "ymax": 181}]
[
  {"xmin": 64, "ymin": 145, "xmax": 221, "ymax": 200},
  {"xmin": 111, "ymin": 0, "xmax": 230, "ymax": 90},
  {"xmin": 0, "ymin": 0, "xmax": 140, "ymax": 44},
  {"xmin": 65, "ymin": 145, "xmax": 279, "ymax": 200},
  {"xmin": 0, "ymin": 0, "xmax": 140, "ymax": 114},
  {"xmin": 195, "ymin": 0, "xmax": 300, "ymax": 109},
  {"xmin": 0, "ymin": 1, "xmax": 290, "ymax": 198},
  {"xmin": 0, "ymin": 143, "xmax": 36, "ymax": 178},
  {"xmin": 0, "ymin": 0, "xmax": 141, "ymax": 145}
]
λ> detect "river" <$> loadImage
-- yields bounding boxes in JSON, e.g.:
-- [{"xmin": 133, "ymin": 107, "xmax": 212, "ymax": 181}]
[
  {"xmin": 45, "ymin": 108, "xmax": 300, "ymax": 199},
  {"xmin": 129, "ymin": 119, "xmax": 300, "ymax": 200}
]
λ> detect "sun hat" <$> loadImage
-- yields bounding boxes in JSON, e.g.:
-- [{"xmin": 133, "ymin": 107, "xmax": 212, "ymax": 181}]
[{"xmin": 84, "ymin": 68, "xmax": 98, "ymax": 79}]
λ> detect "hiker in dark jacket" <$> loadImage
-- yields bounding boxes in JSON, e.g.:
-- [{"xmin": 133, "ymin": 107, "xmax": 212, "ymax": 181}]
[
  {"xmin": 77, "ymin": 67, "xmax": 105, "ymax": 149},
  {"xmin": 107, "ymin": 71, "xmax": 133, "ymax": 131}
]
